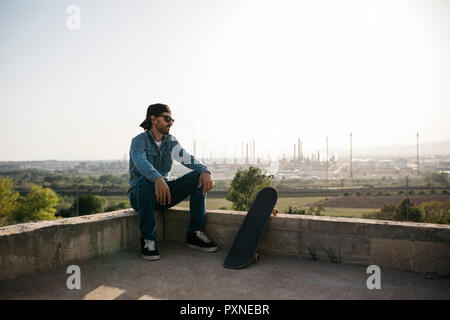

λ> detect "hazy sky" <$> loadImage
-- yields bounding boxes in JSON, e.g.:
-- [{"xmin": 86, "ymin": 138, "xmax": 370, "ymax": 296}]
[{"xmin": 0, "ymin": 0, "xmax": 449, "ymax": 161}]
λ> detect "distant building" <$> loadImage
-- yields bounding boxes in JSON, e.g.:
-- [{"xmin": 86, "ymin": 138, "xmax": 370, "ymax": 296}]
[
  {"xmin": 392, "ymin": 159, "xmax": 407, "ymax": 169},
  {"xmin": 352, "ymin": 159, "xmax": 375, "ymax": 167}
]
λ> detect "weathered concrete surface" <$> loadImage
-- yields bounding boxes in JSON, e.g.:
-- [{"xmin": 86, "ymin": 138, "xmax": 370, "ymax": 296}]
[
  {"xmin": 184, "ymin": 209, "xmax": 450, "ymax": 275},
  {"xmin": 0, "ymin": 210, "xmax": 142, "ymax": 280},
  {"xmin": 0, "ymin": 242, "xmax": 448, "ymax": 300},
  {"xmin": 1, "ymin": 207, "xmax": 449, "ymax": 281}
]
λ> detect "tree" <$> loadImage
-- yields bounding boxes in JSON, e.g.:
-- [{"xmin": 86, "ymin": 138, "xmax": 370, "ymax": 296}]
[
  {"xmin": 395, "ymin": 199, "xmax": 422, "ymax": 222},
  {"xmin": 12, "ymin": 185, "xmax": 60, "ymax": 222},
  {"xmin": 422, "ymin": 171, "xmax": 448, "ymax": 186},
  {"xmin": 307, "ymin": 203, "xmax": 325, "ymax": 216},
  {"xmin": 0, "ymin": 177, "xmax": 19, "ymax": 222},
  {"xmin": 226, "ymin": 166, "xmax": 273, "ymax": 211},
  {"xmin": 419, "ymin": 201, "xmax": 449, "ymax": 224},
  {"xmin": 72, "ymin": 194, "xmax": 107, "ymax": 215},
  {"xmin": 374, "ymin": 204, "xmax": 397, "ymax": 221}
]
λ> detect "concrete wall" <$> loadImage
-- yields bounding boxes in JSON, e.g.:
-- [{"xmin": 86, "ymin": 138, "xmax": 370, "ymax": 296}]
[
  {"xmin": 1, "ymin": 208, "xmax": 449, "ymax": 280},
  {"xmin": 0, "ymin": 210, "xmax": 141, "ymax": 281}
]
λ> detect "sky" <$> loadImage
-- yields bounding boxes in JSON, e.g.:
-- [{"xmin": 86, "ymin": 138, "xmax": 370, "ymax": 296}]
[{"xmin": 0, "ymin": 0, "xmax": 449, "ymax": 161}]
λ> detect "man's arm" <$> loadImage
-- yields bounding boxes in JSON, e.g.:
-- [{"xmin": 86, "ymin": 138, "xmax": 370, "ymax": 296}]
[{"xmin": 130, "ymin": 136, "xmax": 163, "ymax": 183}]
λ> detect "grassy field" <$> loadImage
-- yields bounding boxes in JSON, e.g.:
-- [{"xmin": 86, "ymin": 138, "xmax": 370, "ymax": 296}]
[
  {"xmin": 177, "ymin": 196, "xmax": 378, "ymax": 218},
  {"xmin": 105, "ymin": 195, "xmax": 378, "ymax": 219}
]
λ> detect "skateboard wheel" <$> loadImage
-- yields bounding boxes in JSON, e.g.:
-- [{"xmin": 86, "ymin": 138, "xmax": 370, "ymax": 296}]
[
  {"xmin": 253, "ymin": 253, "xmax": 259, "ymax": 262},
  {"xmin": 272, "ymin": 208, "xmax": 278, "ymax": 216}
]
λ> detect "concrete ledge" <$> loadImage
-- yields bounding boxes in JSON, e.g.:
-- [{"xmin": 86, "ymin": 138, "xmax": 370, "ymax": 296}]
[
  {"xmin": 200, "ymin": 210, "xmax": 450, "ymax": 275},
  {"xmin": 1, "ymin": 208, "xmax": 449, "ymax": 280},
  {"xmin": 0, "ymin": 210, "xmax": 141, "ymax": 280}
]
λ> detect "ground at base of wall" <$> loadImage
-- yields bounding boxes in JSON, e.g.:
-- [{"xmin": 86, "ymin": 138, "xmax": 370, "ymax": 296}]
[{"xmin": 0, "ymin": 241, "xmax": 449, "ymax": 300}]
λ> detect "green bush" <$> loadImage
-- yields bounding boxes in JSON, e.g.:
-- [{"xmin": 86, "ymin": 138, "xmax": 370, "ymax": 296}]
[
  {"xmin": 72, "ymin": 194, "xmax": 107, "ymax": 215},
  {"xmin": 363, "ymin": 204, "xmax": 397, "ymax": 221},
  {"xmin": 0, "ymin": 177, "xmax": 19, "ymax": 223},
  {"xmin": 12, "ymin": 185, "xmax": 60, "ymax": 222},
  {"xmin": 226, "ymin": 166, "xmax": 273, "ymax": 211},
  {"xmin": 286, "ymin": 206, "xmax": 306, "ymax": 215},
  {"xmin": 364, "ymin": 199, "xmax": 422, "ymax": 223},
  {"xmin": 419, "ymin": 201, "xmax": 449, "ymax": 224},
  {"xmin": 105, "ymin": 200, "xmax": 129, "ymax": 212},
  {"xmin": 396, "ymin": 199, "xmax": 422, "ymax": 222}
]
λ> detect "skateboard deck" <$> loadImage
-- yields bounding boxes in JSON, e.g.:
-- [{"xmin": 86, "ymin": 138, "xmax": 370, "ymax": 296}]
[{"xmin": 223, "ymin": 187, "xmax": 278, "ymax": 269}]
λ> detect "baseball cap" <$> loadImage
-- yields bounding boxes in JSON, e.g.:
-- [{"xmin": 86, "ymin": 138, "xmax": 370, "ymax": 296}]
[{"xmin": 140, "ymin": 103, "xmax": 172, "ymax": 129}]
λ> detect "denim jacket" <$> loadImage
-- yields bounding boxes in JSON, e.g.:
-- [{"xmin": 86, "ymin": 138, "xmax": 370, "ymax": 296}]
[{"xmin": 127, "ymin": 130, "xmax": 210, "ymax": 196}]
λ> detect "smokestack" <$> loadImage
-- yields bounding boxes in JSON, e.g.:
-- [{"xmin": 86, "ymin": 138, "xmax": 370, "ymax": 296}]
[
  {"xmin": 300, "ymin": 140, "xmax": 302, "ymax": 160},
  {"xmin": 294, "ymin": 144, "xmax": 296, "ymax": 162},
  {"xmin": 297, "ymin": 138, "xmax": 301, "ymax": 160},
  {"xmin": 253, "ymin": 139, "xmax": 255, "ymax": 164},
  {"xmin": 246, "ymin": 143, "xmax": 249, "ymax": 165},
  {"xmin": 350, "ymin": 132, "xmax": 353, "ymax": 178},
  {"xmin": 417, "ymin": 132, "xmax": 419, "ymax": 176},
  {"xmin": 326, "ymin": 136, "xmax": 329, "ymax": 182}
]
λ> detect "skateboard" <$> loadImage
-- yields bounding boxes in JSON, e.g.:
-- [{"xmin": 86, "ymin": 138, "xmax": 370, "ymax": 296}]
[{"xmin": 223, "ymin": 187, "xmax": 278, "ymax": 269}]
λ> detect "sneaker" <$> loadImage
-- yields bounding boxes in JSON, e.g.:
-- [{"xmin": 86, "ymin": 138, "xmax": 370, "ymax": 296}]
[
  {"xmin": 186, "ymin": 230, "xmax": 218, "ymax": 252},
  {"xmin": 140, "ymin": 237, "xmax": 160, "ymax": 261}
]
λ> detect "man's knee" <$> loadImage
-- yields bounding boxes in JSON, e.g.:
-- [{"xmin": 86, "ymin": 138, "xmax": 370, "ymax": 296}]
[
  {"xmin": 137, "ymin": 179, "xmax": 157, "ymax": 204},
  {"xmin": 140, "ymin": 178, "xmax": 156, "ymax": 192},
  {"xmin": 183, "ymin": 171, "xmax": 201, "ymax": 188},
  {"xmin": 187, "ymin": 170, "xmax": 201, "ymax": 180}
]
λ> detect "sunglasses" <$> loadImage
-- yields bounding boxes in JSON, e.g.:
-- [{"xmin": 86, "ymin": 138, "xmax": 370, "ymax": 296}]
[{"xmin": 157, "ymin": 115, "xmax": 175, "ymax": 123}]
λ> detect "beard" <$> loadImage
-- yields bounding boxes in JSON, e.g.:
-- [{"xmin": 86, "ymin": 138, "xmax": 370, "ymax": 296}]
[{"xmin": 156, "ymin": 123, "xmax": 170, "ymax": 134}]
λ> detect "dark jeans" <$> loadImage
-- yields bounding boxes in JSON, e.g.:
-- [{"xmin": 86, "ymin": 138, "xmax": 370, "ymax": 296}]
[{"xmin": 129, "ymin": 171, "xmax": 206, "ymax": 240}]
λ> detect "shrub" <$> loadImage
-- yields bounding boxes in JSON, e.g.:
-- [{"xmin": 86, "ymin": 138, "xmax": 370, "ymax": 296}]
[
  {"xmin": 307, "ymin": 204, "xmax": 325, "ymax": 216},
  {"xmin": 366, "ymin": 204, "xmax": 397, "ymax": 221},
  {"xmin": 226, "ymin": 166, "xmax": 273, "ymax": 211},
  {"xmin": 105, "ymin": 200, "xmax": 129, "ymax": 212},
  {"xmin": 0, "ymin": 177, "xmax": 19, "ymax": 222},
  {"xmin": 395, "ymin": 199, "xmax": 422, "ymax": 222},
  {"xmin": 72, "ymin": 194, "xmax": 107, "ymax": 215},
  {"xmin": 12, "ymin": 185, "xmax": 59, "ymax": 222},
  {"xmin": 286, "ymin": 206, "xmax": 306, "ymax": 215},
  {"xmin": 419, "ymin": 201, "xmax": 449, "ymax": 224}
]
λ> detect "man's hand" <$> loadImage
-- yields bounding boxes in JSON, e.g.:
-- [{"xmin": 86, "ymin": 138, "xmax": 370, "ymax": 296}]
[
  {"xmin": 197, "ymin": 172, "xmax": 213, "ymax": 195},
  {"xmin": 155, "ymin": 177, "xmax": 171, "ymax": 206}
]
